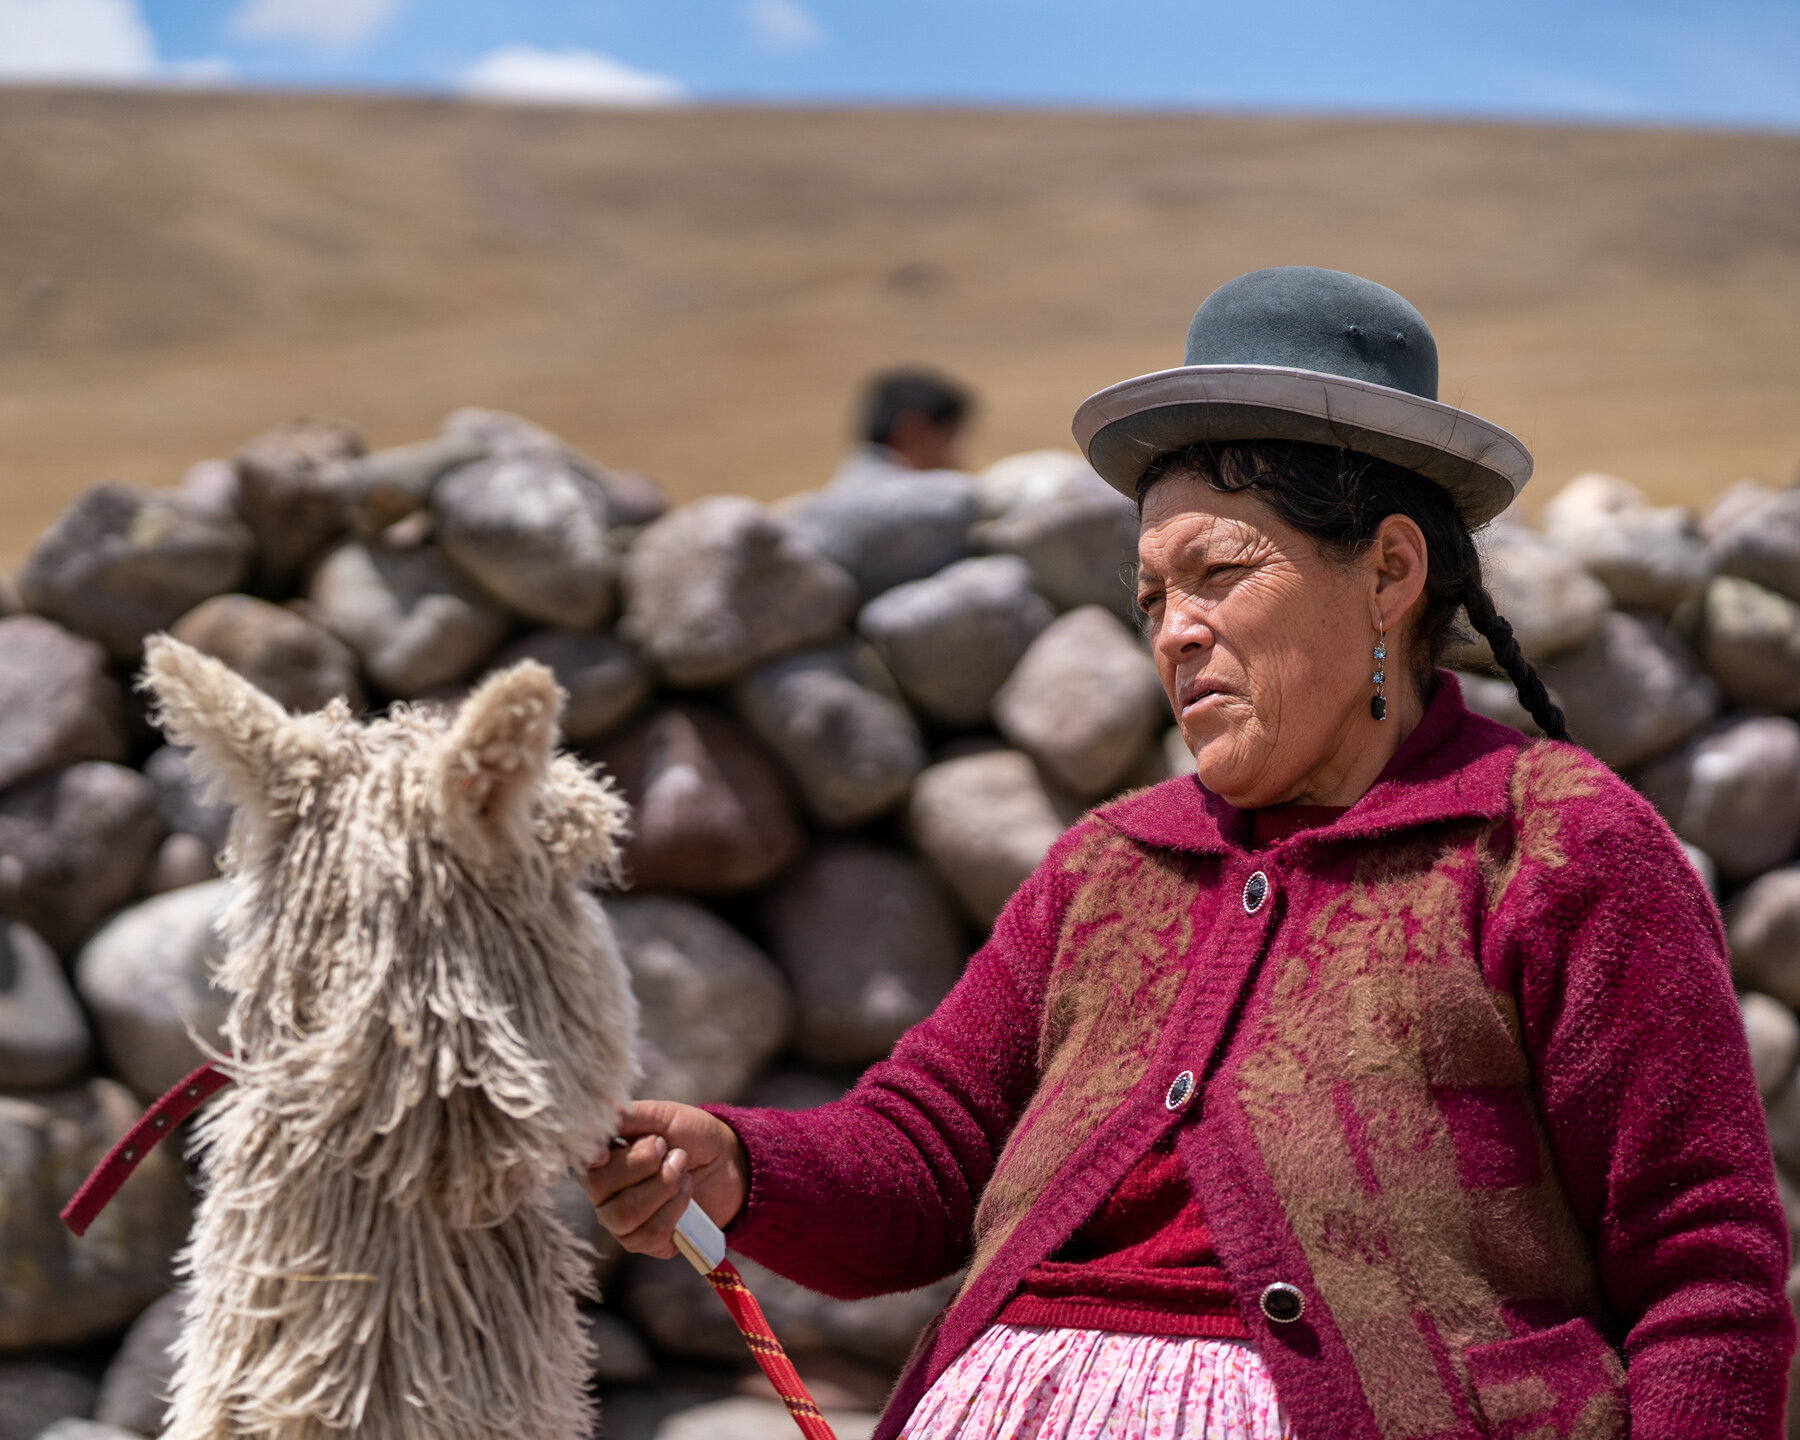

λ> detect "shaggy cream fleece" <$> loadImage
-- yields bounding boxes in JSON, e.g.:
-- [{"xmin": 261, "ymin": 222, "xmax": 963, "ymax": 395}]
[{"xmin": 141, "ymin": 636, "xmax": 639, "ymax": 1440}]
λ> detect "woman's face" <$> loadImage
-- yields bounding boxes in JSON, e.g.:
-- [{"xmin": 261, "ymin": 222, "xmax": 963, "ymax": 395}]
[{"xmin": 1136, "ymin": 474, "xmax": 1424, "ymax": 810}]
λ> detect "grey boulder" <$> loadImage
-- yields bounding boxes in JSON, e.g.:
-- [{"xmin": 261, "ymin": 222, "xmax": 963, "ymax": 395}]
[
  {"xmin": 780, "ymin": 471, "xmax": 979, "ymax": 598},
  {"xmin": 17, "ymin": 485, "xmax": 253, "ymax": 663},
  {"xmin": 231, "ymin": 417, "xmax": 365, "ymax": 591},
  {"xmin": 859, "ymin": 556, "xmax": 1054, "ymax": 728},
  {"xmin": 1729, "ymin": 867, "xmax": 1800, "ymax": 1011},
  {"xmin": 0, "ymin": 763, "xmax": 162, "ymax": 955},
  {"xmin": 1697, "ymin": 575, "xmax": 1800, "ymax": 712},
  {"xmin": 94, "ymin": 1289, "xmax": 185, "ymax": 1436},
  {"xmin": 1637, "ymin": 716, "xmax": 1800, "ymax": 884},
  {"xmin": 33, "ymin": 1423, "xmax": 144, "ymax": 1440},
  {"xmin": 0, "ymin": 1080, "xmax": 191, "ymax": 1349},
  {"xmin": 1742, "ymin": 993, "xmax": 1800, "ymax": 1099},
  {"xmin": 993, "ymin": 605, "xmax": 1167, "ymax": 799},
  {"xmin": 308, "ymin": 541, "xmax": 509, "ymax": 697},
  {"xmin": 1708, "ymin": 483, "xmax": 1800, "ymax": 605},
  {"xmin": 0, "ymin": 616, "xmax": 125, "ymax": 791},
  {"xmin": 622, "ymin": 497, "xmax": 858, "ymax": 687},
  {"xmin": 583, "ymin": 1308, "xmax": 656, "ymax": 1386},
  {"xmin": 973, "ymin": 451, "xmax": 1138, "ymax": 616},
  {"xmin": 1699, "ymin": 478, "xmax": 1778, "ymax": 544},
  {"xmin": 142, "ymin": 834, "xmax": 218, "ymax": 897},
  {"xmin": 653, "ymin": 1398, "xmax": 876, "ymax": 1440},
  {"xmin": 0, "ymin": 1362, "xmax": 99, "ymax": 1440},
  {"xmin": 761, "ymin": 843, "xmax": 968, "ymax": 1065},
  {"xmin": 609, "ymin": 894, "xmax": 792, "ymax": 1105},
  {"xmin": 490, "ymin": 630, "xmax": 651, "ymax": 746},
  {"xmin": 434, "ymin": 451, "xmax": 618, "ymax": 627},
  {"xmin": 1536, "ymin": 611, "xmax": 1718, "ymax": 770},
  {"xmin": 593, "ymin": 707, "xmax": 803, "ymax": 894},
  {"xmin": 909, "ymin": 749, "xmax": 1075, "ymax": 925},
  {"xmin": 143, "ymin": 747, "xmax": 233, "ymax": 854},
  {"xmin": 0, "ymin": 921, "xmax": 92, "ymax": 1090},
  {"xmin": 334, "ymin": 432, "xmax": 487, "ymax": 536},
  {"xmin": 74, "ymin": 879, "xmax": 232, "ymax": 1101},
  {"xmin": 1452, "ymin": 523, "xmax": 1610, "ymax": 666},
  {"xmin": 1539, "ymin": 472, "xmax": 1710, "ymax": 613},
  {"xmin": 732, "ymin": 646, "xmax": 925, "ymax": 829},
  {"xmin": 169, "ymin": 594, "xmax": 365, "ymax": 715},
  {"xmin": 439, "ymin": 407, "xmax": 667, "ymax": 527},
  {"xmin": 1455, "ymin": 671, "xmax": 1549, "ymax": 736}
]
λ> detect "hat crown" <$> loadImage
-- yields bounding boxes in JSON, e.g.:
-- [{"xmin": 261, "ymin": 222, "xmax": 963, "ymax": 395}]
[{"xmin": 1183, "ymin": 267, "xmax": 1439, "ymax": 401}]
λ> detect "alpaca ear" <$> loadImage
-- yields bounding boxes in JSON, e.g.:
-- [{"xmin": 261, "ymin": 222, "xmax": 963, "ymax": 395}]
[
  {"xmin": 535, "ymin": 754, "xmax": 632, "ymax": 886},
  {"xmin": 140, "ymin": 634, "xmax": 314, "ymax": 816},
  {"xmin": 436, "ymin": 661, "xmax": 565, "ymax": 850}
]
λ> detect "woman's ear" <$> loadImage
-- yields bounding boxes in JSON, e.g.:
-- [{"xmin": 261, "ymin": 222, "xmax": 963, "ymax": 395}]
[{"xmin": 1370, "ymin": 512, "xmax": 1430, "ymax": 629}]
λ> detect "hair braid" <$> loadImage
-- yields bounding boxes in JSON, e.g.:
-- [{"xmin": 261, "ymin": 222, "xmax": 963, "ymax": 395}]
[{"xmin": 1454, "ymin": 534, "xmax": 1570, "ymax": 741}]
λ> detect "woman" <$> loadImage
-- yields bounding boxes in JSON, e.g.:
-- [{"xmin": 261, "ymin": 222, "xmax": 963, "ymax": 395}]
[{"xmin": 586, "ymin": 268, "xmax": 1793, "ymax": 1439}]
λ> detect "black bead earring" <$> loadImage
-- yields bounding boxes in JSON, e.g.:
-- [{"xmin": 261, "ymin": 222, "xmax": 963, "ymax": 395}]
[{"xmin": 1371, "ymin": 625, "xmax": 1388, "ymax": 721}]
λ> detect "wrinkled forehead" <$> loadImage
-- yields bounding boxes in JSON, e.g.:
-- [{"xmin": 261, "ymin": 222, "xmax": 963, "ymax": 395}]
[{"xmin": 1136, "ymin": 485, "xmax": 1291, "ymax": 579}]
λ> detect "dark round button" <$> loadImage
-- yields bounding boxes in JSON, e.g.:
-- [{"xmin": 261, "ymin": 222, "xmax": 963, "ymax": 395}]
[
  {"xmin": 1259, "ymin": 1282, "xmax": 1305, "ymax": 1324},
  {"xmin": 1242, "ymin": 870, "xmax": 1270, "ymax": 915},
  {"xmin": 1165, "ymin": 1070, "xmax": 1195, "ymax": 1111}
]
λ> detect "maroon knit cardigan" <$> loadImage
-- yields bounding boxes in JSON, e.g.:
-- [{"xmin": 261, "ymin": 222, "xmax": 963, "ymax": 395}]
[{"xmin": 712, "ymin": 676, "xmax": 1794, "ymax": 1439}]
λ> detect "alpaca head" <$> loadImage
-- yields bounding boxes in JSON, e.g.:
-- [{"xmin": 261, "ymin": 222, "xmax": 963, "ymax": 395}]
[{"xmin": 139, "ymin": 634, "xmax": 639, "ymax": 1203}]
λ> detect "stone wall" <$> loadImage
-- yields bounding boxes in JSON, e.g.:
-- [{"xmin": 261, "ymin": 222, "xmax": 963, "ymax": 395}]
[{"xmin": 1, "ymin": 410, "xmax": 1797, "ymax": 1438}]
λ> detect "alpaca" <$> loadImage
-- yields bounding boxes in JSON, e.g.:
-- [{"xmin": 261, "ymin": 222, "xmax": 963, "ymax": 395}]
[{"xmin": 139, "ymin": 635, "xmax": 639, "ymax": 1440}]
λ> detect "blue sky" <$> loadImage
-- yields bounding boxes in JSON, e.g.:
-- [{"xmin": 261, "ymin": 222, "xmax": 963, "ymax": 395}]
[{"xmin": 3, "ymin": 0, "xmax": 1799, "ymax": 128}]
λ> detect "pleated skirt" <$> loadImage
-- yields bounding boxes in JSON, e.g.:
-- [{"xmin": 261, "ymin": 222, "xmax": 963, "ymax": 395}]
[{"xmin": 901, "ymin": 1324, "xmax": 1295, "ymax": 1440}]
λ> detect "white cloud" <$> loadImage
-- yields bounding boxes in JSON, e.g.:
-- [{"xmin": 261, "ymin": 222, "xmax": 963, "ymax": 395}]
[
  {"xmin": 227, "ymin": 0, "xmax": 402, "ymax": 50},
  {"xmin": 459, "ymin": 46, "xmax": 688, "ymax": 108},
  {"xmin": 164, "ymin": 56, "xmax": 240, "ymax": 87},
  {"xmin": 0, "ymin": 0, "xmax": 156, "ymax": 80},
  {"xmin": 746, "ymin": 0, "xmax": 823, "ymax": 53}
]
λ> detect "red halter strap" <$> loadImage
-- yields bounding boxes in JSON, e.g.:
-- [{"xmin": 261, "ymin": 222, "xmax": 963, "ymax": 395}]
[{"xmin": 60, "ymin": 1059, "xmax": 232, "ymax": 1237}]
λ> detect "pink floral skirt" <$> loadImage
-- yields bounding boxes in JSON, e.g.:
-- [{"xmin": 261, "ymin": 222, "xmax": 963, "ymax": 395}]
[{"xmin": 901, "ymin": 1324, "xmax": 1295, "ymax": 1440}]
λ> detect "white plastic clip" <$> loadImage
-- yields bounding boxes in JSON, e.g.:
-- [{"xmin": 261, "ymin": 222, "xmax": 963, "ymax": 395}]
[{"xmin": 672, "ymin": 1202, "xmax": 726, "ymax": 1275}]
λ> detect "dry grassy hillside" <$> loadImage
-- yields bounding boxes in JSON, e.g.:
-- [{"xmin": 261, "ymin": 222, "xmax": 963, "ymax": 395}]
[{"xmin": 1, "ymin": 89, "xmax": 1798, "ymax": 563}]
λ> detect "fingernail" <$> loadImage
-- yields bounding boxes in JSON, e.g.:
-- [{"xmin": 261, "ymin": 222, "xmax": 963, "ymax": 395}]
[
  {"xmin": 653, "ymin": 1136, "xmax": 668, "ymax": 1159},
  {"xmin": 667, "ymin": 1148, "xmax": 689, "ymax": 1176}
]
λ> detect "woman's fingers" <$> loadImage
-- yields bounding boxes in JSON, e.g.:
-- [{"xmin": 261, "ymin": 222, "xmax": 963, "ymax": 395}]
[
  {"xmin": 591, "ymin": 1147, "xmax": 693, "ymax": 1258},
  {"xmin": 583, "ymin": 1098, "xmax": 749, "ymax": 1245},
  {"xmin": 581, "ymin": 1132, "xmax": 667, "ymax": 1209}
]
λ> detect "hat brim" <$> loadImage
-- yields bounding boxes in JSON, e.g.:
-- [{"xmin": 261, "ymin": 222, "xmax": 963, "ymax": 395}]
[{"xmin": 1072, "ymin": 365, "xmax": 1531, "ymax": 528}]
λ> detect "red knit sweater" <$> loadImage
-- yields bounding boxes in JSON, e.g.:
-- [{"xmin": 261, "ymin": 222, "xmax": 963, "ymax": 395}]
[
  {"xmin": 712, "ymin": 677, "xmax": 1794, "ymax": 1440},
  {"xmin": 996, "ymin": 803, "xmax": 1346, "ymax": 1339}
]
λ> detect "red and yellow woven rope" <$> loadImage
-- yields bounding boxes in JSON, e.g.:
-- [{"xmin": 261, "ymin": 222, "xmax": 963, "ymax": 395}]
[{"xmin": 703, "ymin": 1260, "xmax": 840, "ymax": 1440}]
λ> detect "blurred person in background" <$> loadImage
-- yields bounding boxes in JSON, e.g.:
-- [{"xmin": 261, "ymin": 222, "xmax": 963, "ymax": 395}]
[
  {"xmin": 833, "ymin": 367, "xmax": 974, "ymax": 483},
  {"xmin": 588, "ymin": 269, "xmax": 1792, "ymax": 1439}
]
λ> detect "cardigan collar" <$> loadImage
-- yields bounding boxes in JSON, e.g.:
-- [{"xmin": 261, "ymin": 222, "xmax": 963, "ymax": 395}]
[{"xmin": 1098, "ymin": 672, "xmax": 1529, "ymax": 858}]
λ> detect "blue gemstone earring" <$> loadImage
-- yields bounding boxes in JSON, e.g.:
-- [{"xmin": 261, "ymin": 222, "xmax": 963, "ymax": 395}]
[{"xmin": 1371, "ymin": 625, "xmax": 1388, "ymax": 721}]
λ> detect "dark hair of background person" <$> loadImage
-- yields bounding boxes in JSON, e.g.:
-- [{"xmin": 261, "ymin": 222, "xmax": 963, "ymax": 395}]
[
  {"xmin": 1136, "ymin": 440, "xmax": 1569, "ymax": 742},
  {"xmin": 860, "ymin": 369, "xmax": 972, "ymax": 447}
]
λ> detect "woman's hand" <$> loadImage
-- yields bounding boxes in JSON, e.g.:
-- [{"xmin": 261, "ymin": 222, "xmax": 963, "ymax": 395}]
[{"xmin": 581, "ymin": 1100, "xmax": 750, "ymax": 1259}]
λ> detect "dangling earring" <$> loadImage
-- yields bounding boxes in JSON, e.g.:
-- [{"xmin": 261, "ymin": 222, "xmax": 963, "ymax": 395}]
[{"xmin": 1371, "ymin": 624, "xmax": 1388, "ymax": 721}]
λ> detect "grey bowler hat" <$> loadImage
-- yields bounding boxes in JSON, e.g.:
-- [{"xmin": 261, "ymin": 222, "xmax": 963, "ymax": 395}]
[{"xmin": 1072, "ymin": 267, "xmax": 1531, "ymax": 526}]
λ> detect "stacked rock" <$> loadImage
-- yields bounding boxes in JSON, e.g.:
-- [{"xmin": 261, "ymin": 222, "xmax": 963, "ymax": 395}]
[{"xmin": 2, "ymin": 419, "xmax": 1799, "ymax": 1438}]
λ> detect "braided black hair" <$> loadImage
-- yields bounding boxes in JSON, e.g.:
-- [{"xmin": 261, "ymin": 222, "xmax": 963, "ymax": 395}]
[{"xmin": 1136, "ymin": 439, "xmax": 1569, "ymax": 742}]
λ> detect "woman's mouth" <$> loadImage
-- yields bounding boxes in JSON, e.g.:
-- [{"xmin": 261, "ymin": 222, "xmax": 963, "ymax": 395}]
[{"xmin": 1179, "ymin": 680, "xmax": 1236, "ymax": 714}]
